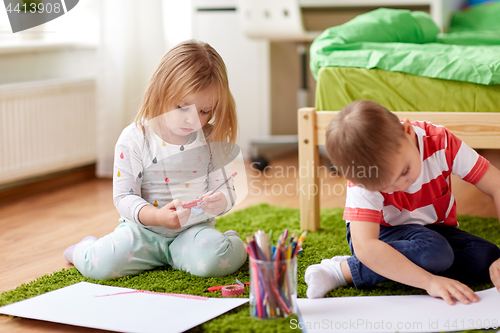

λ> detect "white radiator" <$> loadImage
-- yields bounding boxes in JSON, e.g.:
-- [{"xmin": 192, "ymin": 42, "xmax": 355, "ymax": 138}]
[{"xmin": 0, "ymin": 78, "xmax": 96, "ymax": 186}]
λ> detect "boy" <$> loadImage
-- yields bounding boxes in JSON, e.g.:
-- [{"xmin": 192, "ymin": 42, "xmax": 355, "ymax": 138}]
[{"xmin": 305, "ymin": 100, "xmax": 500, "ymax": 305}]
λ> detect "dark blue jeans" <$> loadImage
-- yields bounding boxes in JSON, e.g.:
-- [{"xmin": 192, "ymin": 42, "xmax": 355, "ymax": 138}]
[{"xmin": 346, "ymin": 223, "xmax": 500, "ymax": 288}]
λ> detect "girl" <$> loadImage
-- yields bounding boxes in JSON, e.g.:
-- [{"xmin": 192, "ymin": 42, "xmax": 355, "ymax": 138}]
[{"xmin": 63, "ymin": 40, "xmax": 247, "ymax": 280}]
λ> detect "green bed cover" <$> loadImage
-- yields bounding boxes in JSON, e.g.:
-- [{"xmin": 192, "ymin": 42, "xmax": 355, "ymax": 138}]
[{"xmin": 310, "ymin": 3, "xmax": 500, "ymax": 86}]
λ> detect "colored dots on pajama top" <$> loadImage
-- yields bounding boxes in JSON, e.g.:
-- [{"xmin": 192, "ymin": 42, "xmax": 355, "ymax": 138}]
[
  {"xmin": 165, "ymin": 177, "xmax": 169, "ymax": 182},
  {"xmin": 152, "ymin": 157, "xmax": 157, "ymax": 164},
  {"xmin": 117, "ymin": 171, "xmax": 121, "ymax": 177},
  {"xmin": 129, "ymin": 189, "xmax": 134, "ymax": 194},
  {"xmin": 185, "ymin": 184, "xmax": 190, "ymax": 188},
  {"xmin": 162, "ymin": 141, "xmax": 166, "ymax": 146},
  {"xmin": 120, "ymin": 152, "xmax": 124, "ymax": 159},
  {"xmin": 154, "ymin": 201, "xmax": 158, "ymax": 207}
]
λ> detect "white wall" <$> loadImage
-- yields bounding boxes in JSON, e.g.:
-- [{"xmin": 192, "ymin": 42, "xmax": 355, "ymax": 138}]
[
  {"xmin": 162, "ymin": 0, "xmax": 193, "ymax": 50},
  {"xmin": 191, "ymin": 0, "xmax": 270, "ymax": 157}
]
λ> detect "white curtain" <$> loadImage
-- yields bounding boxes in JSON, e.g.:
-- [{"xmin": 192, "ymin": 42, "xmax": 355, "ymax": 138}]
[{"xmin": 96, "ymin": 0, "xmax": 166, "ymax": 177}]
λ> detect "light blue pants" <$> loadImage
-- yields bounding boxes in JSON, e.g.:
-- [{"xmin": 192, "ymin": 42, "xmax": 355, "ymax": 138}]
[{"xmin": 73, "ymin": 220, "xmax": 247, "ymax": 280}]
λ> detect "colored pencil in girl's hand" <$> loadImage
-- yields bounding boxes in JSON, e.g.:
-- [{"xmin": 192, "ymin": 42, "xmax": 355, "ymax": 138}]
[{"xmin": 207, "ymin": 172, "xmax": 237, "ymax": 196}]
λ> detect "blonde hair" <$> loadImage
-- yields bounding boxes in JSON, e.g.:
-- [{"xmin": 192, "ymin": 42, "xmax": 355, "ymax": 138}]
[
  {"xmin": 135, "ymin": 40, "xmax": 237, "ymax": 144},
  {"xmin": 325, "ymin": 100, "xmax": 405, "ymax": 190}
]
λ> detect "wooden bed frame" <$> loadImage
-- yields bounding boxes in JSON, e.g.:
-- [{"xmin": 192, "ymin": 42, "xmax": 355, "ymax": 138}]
[{"xmin": 298, "ymin": 108, "xmax": 500, "ymax": 231}]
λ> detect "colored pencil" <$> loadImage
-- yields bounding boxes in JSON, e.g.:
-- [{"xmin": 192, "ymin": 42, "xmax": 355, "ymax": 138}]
[{"xmin": 244, "ymin": 229, "xmax": 307, "ymax": 318}]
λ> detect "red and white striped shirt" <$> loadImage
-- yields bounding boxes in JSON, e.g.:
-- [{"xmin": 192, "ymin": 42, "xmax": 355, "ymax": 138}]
[{"xmin": 343, "ymin": 121, "xmax": 489, "ymax": 227}]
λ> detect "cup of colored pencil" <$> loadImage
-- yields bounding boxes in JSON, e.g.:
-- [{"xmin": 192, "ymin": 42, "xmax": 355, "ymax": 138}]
[{"xmin": 245, "ymin": 229, "xmax": 307, "ymax": 319}]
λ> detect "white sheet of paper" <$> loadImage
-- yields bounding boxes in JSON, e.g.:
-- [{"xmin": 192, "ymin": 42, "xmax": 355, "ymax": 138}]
[
  {"xmin": 296, "ymin": 287, "xmax": 500, "ymax": 333},
  {"xmin": 0, "ymin": 282, "xmax": 249, "ymax": 333}
]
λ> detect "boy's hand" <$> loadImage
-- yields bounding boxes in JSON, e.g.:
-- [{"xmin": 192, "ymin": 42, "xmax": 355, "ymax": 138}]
[
  {"xmin": 490, "ymin": 258, "xmax": 500, "ymax": 292},
  {"xmin": 425, "ymin": 276, "xmax": 479, "ymax": 305},
  {"xmin": 154, "ymin": 199, "xmax": 191, "ymax": 229},
  {"xmin": 198, "ymin": 191, "xmax": 227, "ymax": 216}
]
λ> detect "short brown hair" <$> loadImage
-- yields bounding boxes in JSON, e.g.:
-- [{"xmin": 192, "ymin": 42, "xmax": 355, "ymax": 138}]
[
  {"xmin": 325, "ymin": 100, "xmax": 405, "ymax": 190},
  {"xmin": 135, "ymin": 40, "xmax": 237, "ymax": 144}
]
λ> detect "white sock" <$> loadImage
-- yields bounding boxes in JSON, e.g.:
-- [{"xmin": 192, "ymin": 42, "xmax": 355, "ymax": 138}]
[
  {"xmin": 63, "ymin": 236, "xmax": 97, "ymax": 264},
  {"xmin": 305, "ymin": 255, "xmax": 351, "ymax": 299}
]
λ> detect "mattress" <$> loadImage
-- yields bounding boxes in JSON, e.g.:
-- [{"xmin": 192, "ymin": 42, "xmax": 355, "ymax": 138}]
[{"xmin": 315, "ymin": 67, "xmax": 500, "ymax": 112}]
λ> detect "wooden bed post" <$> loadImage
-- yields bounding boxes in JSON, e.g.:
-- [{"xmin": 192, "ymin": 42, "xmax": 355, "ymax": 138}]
[{"xmin": 298, "ymin": 107, "xmax": 320, "ymax": 231}]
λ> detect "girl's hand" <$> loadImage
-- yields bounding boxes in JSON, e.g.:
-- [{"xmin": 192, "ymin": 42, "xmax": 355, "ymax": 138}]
[
  {"xmin": 425, "ymin": 275, "xmax": 479, "ymax": 305},
  {"xmin": 490, "ymin": 258, "xmax": 500, "ymax": 292},
  {"xmin": 198, "ymin": 191, "xmax": 227, "ymax": 216},
  {"xmin": 154, "ymin": 199, "xmax": 191, "ymax": 229}
]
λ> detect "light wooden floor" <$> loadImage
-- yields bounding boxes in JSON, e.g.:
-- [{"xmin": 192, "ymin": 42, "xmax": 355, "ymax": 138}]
[{"xmin": 1, "ymin": 151, "xmax": 499, "ymax": 332}]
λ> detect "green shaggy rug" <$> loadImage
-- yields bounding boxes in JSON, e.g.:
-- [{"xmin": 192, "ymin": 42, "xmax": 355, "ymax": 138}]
[{"xmin": 1, "ymin": 204, "xmax": 498, "ymax": 332}]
